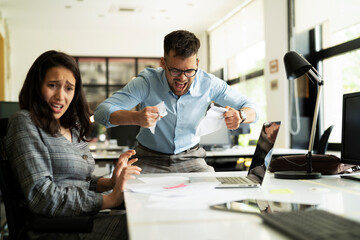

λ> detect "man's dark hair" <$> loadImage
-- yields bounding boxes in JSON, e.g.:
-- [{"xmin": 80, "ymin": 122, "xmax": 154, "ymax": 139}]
[
  {"xmin": 164, "ymin": 30, "xmax": 200, "ymax": 58},
  {"xmin": 19, "ymin": 50, "xmax": 91, "ymax": 142}
]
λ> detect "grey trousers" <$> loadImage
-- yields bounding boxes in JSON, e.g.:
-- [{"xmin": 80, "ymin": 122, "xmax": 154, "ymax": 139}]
[{"xmin": 133, "ymin": 144, "xmax": 215, "ymax": 173}]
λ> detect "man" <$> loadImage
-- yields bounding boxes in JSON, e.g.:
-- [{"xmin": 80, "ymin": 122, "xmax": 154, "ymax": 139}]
[{"xmin": 94, "ymin": 30, "xmax": 258, "ymax": 173}]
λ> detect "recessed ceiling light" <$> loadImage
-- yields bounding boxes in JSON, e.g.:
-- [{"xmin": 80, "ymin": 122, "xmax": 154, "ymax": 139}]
[{"xmin": 119, "ymin": 8, "xmax": 136, "ymax": 12}]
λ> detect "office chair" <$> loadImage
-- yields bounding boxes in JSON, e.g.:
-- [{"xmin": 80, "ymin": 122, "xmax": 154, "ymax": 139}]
[
  {"xmin": 315, "ymin": 125, "xmax": 334, "ymax": 154},
  {"xmin": 0, "ymin": 118, "xmax": 93, "ymax": 240}
]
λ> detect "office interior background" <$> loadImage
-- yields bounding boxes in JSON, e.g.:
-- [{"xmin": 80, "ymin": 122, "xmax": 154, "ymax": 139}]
[{"xmin": 0, "ymin": 0, "xmax": 360, "ymax": 150}]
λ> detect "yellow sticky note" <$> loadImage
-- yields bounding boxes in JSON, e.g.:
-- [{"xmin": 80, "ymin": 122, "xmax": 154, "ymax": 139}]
[{"xmin": 269, "ymin": 188, "xmax": 294, "ymax": 194}]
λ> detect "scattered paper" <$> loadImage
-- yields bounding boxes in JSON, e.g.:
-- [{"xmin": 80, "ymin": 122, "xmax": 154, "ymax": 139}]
[
  {"xmin": 195, "ymin": 103, "xmax": 228, "ymax": 136},
  {"xmin": 138, "ymin": 176, "xmax": 188, "ymax": 184},
  {"xmin": 149, "ymin": 101, "xmax": 168, "ymax": 134},
  {"xmin": 163, "ymin": 184, "xmax": 188, "ymax": 189},
  {"xmin": 125, "ymin": 176, "xmax": 247, "ymax": 210},
  {"xmin": 269, "ymin": 188, "xmax": 294, "ymax": 194}
]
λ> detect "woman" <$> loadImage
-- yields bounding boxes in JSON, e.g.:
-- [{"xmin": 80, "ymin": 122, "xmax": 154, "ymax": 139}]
[{"xmin": 5, "ymin": 50, "xmax": 141, "ymax": 240}]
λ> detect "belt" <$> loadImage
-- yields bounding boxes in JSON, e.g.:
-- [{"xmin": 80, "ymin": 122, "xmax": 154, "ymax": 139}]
[
  {"xmin": 182, "ymin": 143, "xmax": 200, "ymax": 153},
  {"xmin": 138, "ymin": 143, "xmax": 200, "ymax": 155}
]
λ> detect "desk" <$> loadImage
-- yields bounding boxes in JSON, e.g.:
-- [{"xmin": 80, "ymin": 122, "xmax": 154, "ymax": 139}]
[
  {"xmin": 205, "ymin": 147, "xmax": 307, "ymax": 158},
  {"xmin": 204, "ymin": 147, "xmax": 307, "ymax": 171},
  {"xmin": 92, "ymin": 146, "xmax": 307, "ymax": 163},
  {"xmin": 124, "ymin": 171, "xmax": 360, "ymax": 240}
]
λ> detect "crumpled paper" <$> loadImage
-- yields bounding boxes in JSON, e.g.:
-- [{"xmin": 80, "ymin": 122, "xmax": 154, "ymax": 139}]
[
  {"xmin": 149, "ymin": 101, "xmax": 168, "ymax": 134},
  {"xmin": 195, "ymin": 103, "xmax": 228, "ymax": 137}
]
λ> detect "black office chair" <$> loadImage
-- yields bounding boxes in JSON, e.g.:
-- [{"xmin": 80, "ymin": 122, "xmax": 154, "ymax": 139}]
[
  {"xmin": 315, "ymin": 125, "xmax": 334, "ymax": 154},
  {"xmin": 0, "ymin": 118, "xmax": 94, "ymax": 240}
]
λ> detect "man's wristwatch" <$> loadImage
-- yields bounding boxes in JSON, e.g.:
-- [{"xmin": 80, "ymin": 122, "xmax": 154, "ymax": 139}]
[{"xmin": 239, "ymin": 109, "xmax": 247, "ymax": 123}]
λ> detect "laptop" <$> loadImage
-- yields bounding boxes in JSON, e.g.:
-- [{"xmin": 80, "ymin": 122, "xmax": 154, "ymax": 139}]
[{"xmin": 190, "ymin": 121, "xmax": 281, "ymax": 188}]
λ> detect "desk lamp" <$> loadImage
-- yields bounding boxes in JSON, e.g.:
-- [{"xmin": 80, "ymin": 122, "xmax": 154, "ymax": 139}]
[{"xmin": 275, "ymin": 51, "xmax": 322, "ymax": 179}]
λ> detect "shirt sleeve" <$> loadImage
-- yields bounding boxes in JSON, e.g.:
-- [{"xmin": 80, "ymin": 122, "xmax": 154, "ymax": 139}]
[
  {"xmin": 5, "ymin": 112, "xmax": 103, "ymax": 217},
  {"xmin": 94, "ymin": 76, "xmax": 150, "ymax": 128}
]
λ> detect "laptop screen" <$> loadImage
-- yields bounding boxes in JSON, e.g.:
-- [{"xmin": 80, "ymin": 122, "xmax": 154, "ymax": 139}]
[{"xmin": 247, "ymin": 121, "xmax": 281, "ymax": 183}]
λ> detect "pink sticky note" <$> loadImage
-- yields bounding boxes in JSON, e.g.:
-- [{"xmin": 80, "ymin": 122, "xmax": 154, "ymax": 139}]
[{"xmin": 163, "ymin": 184, "xmax": 187, "ymax": 189}]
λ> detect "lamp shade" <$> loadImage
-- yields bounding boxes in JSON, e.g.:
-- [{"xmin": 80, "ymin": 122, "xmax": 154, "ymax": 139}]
[{"xmin": 283, "ymin": 51, "xmax": 312, "ymax": 80}]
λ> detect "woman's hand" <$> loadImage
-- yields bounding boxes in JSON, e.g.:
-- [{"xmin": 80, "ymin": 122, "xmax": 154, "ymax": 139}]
[
  {"xmin": 102, "ymin": 150, "xmax": 141, "ymax": 209},
  {"xmin": 115, "ymin": 161, "xmax": 142, "ymax": 193},
  {"xmin": 111, "ymin": 150, "xmax": 137, "ymax": 187}
]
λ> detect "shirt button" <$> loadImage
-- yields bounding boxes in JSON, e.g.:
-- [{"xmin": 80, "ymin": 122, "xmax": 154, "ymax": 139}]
[
  {"xmin": 82, "ymin": 154, "xmax": 88, "ymax": 160},
  {"xmin": 86, "ymin": 176, "xmax": 91, "ymax": 182}
]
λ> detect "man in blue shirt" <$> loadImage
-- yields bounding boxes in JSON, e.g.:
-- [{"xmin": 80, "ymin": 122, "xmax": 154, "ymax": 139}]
[{"xmin": 94, "ymin": 30, "xmax": 258, "ymax": 173}]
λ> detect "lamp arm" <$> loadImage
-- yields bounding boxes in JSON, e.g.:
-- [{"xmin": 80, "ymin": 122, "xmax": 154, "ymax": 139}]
[
  {"xmin": 308, "ymin": 67, "xmax": 323, "ymax": 85},
  {"xmin": 308, "ymin": 83, "xmax": 322, "ymax": 153},
  {"xmin": 306, "ymin": 70, "xmax": 323, "ymax": 173}
]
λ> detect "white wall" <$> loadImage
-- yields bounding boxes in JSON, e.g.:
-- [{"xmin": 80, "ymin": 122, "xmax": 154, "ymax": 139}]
[
  {"xmin": 208, "ymin": 0, "xmax": 289, "ymax": 148},
  {"xmin": 5, "ymin": 26, "xmax": 159, "ymax": 101},
  {"xmin": 4, "ymin": 24, "xmax": 210, "ymax": 101},
  {"xmin": 263, "ymin": 0, "xmax": 289, "ymax": 147}
]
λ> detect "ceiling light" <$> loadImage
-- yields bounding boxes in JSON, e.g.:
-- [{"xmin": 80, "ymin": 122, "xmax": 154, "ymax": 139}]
[{"xmin": 119, "ymin": 8, "xmax": 136, "ymax": 12}]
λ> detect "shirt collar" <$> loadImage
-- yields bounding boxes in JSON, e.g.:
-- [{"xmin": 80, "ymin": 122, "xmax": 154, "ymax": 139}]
[{"xmin": 187, "ymin": 70, "xmax": 202, "ymax": 97}]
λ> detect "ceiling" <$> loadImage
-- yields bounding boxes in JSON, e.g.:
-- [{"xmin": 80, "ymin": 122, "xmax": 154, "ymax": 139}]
[{"xmin": 0, "ymin": 0, "xmax": 248, "ymax": 35}]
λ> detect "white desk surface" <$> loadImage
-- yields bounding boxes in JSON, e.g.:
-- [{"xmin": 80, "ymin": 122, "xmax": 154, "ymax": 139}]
[
  {"xmin": 205, "ymin": 147, "xmax": 308, "ymax": 157},
  {"xmin": 124, "ymin": 171, "xmax": 360, "ymax": 240},
  {"xmin": 92, "ymin": 146, "xmax": 309, "ymax": 160}
]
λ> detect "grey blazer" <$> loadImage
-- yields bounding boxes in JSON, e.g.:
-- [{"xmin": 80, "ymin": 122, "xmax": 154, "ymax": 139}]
[{"xmin": 6, "ymin": 110, "xmax": 103, "ymax": 217}]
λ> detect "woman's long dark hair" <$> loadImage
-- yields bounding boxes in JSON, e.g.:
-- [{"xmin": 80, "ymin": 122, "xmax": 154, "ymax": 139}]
[{"xmin": 19, "ymin": 50, "xmax": 91, "ymax": 142}]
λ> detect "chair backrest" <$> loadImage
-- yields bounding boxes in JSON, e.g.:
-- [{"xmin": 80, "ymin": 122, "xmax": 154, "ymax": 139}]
[
  {"xmin": 315, "ymin": 125, "xmax": 334, "ymax": 154},
  {"xmin": 0, "ymin": 118, "xmax": 9, "ymax": 140},
  {"xmin": 0, "ymin": 117, "xmax": 93, "ymax": 239},
  {"xmin": 0, "ymin": 127, "xmax": 29, "ymax": 239}
]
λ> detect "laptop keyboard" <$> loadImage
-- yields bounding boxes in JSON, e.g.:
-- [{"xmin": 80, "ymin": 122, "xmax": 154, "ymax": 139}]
[
  {"xmin": 216, "ymin": 176, "xmax": 257, "ymax": 184},
  {"xmin": 260, "ymin": 209, "xmax": 360, "ymax": 240}
]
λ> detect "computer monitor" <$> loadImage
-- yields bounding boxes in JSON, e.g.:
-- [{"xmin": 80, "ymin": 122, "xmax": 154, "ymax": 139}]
[
  {"xmin": 199, "ymin": 120, "xmax": 231, "ymax": 151},
  {"xmin": 211, "ymin": 68, "xmax": 224, "ymax": 80},
  {"xmin": 0, "ymin": 101, "xmax": 20, "ymax": 137},
  {"xmin": 229, "ymin": 123, "xmax": 251, "ymax": 146},
  {"xmin": 108, "ymin": 125, "xmax": 140, "ymax": 148},
  {"xmin": 341, "ymin": 91, "xmax": 360, "ymax": 165},
  {"xmin": 0, "ymin": 101, "xmax": 20, "ymax": 118}
]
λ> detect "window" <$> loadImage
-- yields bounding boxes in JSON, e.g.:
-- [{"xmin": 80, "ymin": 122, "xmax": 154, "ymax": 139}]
[
  {"xmin": 323, "ymin": 48, "xmax": 360, "ymax": 143},
  {"xmin": 227, "ymin": 41, "xmax": 266, "ymax": 145},
  {"xmin": 75, "ymin": 57, "xmax": 161, "ymax": 113},
  {"xmin": 208, "ymin": 0, "xmax": 265, "ymax": 146},
  {"xmin": 292, "ymin": 0, "xmax": 360, "ymax": 147},
  {"xmin": 231, "ymin": 75, "xmax": 266, "ymax": 145}
]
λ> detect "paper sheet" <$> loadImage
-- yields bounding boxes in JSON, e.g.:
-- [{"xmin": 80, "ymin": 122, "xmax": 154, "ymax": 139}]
[
  {"xmin": 125, "ymin": 176, "xmax": 246, "ymax": 210},
  {"xmin": 195, "ymin": 103, "xmax": 228, "ymax": 137},
  {"xmin": 148, "ymin": 101, "xmax": 168, "ymax": 134}
]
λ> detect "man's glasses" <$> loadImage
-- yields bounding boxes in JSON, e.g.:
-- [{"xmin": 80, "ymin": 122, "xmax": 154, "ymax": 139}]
[{"xmin": 165, "ymin": 60, "xmax": 198, "ymax": 78}]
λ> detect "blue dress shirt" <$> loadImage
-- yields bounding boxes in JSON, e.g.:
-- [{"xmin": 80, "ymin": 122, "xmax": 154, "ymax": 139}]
[{"xmin": 94, "ymin": 67, "xmax": 258, "ymax": 154}]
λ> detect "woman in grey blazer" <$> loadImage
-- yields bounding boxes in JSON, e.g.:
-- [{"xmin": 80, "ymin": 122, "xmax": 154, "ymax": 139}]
[{"xmin": 6, "ymin": 50, "xmax": 141, "ymax": 240}]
